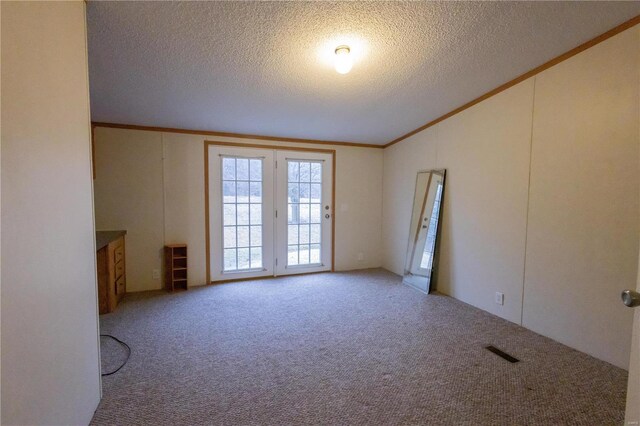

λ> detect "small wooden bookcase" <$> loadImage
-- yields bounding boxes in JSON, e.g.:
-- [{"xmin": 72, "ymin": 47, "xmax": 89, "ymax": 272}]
[{"xmin": 164, "ymin": 244, "xmax": 188, "ymax": 292}]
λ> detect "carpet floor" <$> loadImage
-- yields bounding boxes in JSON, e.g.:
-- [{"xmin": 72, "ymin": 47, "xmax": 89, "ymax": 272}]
[{"xmin": 91, "ymin": 269, "xmax": 628, "ymax": 425}]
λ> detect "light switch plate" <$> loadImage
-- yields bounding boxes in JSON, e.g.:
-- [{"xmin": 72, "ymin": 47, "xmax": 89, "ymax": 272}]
[
  {"xmin": 495, "ymin": 292, "xmax": 504, "ymax": 305},
  {"xmin": 152, "ymin": 269, "xmax": 160, "ymax": 280}
]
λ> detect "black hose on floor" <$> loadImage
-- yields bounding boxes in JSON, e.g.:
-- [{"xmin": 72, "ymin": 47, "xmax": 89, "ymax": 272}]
[{"xmin": 100, "ymin": 334, "xmax": 131, "ymax": 376}]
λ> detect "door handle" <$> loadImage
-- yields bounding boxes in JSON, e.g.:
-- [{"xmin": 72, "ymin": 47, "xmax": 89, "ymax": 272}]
[{"xmin": 621, "ymin": 290, "xmax": 640, "ymax": 308}]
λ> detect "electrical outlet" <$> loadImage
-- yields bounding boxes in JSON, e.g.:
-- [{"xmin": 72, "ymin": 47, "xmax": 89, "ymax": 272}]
[
  {"xmin": 152, "ymin": 269, "xmax": 160, "ymax": 280},
  {"xmin": 495, "ymin": 292, "xmax": 504, "ymax": 306},
  {"xmin": 357, "ymin": 252, "xmax": 364, "ymax": 261}
]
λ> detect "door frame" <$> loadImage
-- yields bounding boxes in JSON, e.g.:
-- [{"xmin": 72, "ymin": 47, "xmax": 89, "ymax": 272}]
[{"xmin": 204, "ymin": 140, "xmax": 336, "ymax": 284}]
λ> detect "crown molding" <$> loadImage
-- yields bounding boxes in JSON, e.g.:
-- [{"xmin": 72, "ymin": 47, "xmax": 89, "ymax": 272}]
[{"xmin": 91, "ymin": 122, "xmax": 384, "ymax": 149}]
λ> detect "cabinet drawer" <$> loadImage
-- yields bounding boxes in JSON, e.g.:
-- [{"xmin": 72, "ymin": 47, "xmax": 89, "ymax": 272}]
[
  {"xmin": 115, "ymin": 275, "xmax": 125, "ymax": 295},
  {"xmin": 114, "ymin": 245, "xmax": 124, "ymax": 264},
  {"xmin": 115, "ymin": 261, "xmax": 125, "ymax": 280},
  {"xmin": 112, "ymin": 236, "xmax": 124, "ymax": 249}
]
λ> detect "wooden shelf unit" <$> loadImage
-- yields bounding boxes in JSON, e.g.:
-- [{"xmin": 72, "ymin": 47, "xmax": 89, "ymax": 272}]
[
  {"xmin": 97, "ymin": 234, "xmax": 126, "ymax": 314},
  {"xmin": 165, "ymin": 244, "xmax": 188, "ymax": 291}
]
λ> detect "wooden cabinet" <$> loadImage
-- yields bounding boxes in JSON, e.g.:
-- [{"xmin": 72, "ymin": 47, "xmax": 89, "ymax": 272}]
[
  {"xmin": 165, "ymin": 244, "xmax": 188, "ymax": 292},
  {"xmin": 97, "ymin": 234, "xmax": 126, "ymax": 314}
]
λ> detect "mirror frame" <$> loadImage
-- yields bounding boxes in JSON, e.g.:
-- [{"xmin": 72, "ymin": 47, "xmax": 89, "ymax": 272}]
[{"xmin": 402, "ymin": 169, "xmax": 446, "ymax": 294}]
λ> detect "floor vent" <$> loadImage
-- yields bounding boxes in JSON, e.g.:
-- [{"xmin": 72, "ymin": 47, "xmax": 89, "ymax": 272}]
[{"xmin": 485, "ymin": 345, "xmax": 520, "ymax": 363}]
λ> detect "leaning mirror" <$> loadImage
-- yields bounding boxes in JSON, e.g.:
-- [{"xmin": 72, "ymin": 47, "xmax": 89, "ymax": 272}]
[{"xmin": 403, "ymin": 169, "xmax": 446, "ymax": 294}]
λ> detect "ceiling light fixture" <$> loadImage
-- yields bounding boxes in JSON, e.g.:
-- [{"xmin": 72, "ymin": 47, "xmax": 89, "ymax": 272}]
[{"xmin": 334, "ymin": 45, "xmax": 352, "ymax": 74}]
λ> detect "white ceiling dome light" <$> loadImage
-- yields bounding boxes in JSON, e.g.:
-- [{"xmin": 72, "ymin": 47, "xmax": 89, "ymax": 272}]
[{"xmin": 334, "ymin": 45, "xmax": 352, "ymax": 74}]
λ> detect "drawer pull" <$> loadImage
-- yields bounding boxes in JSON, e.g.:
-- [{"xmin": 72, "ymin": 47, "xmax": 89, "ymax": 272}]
[
  {"xmin": 115, "ymin": 262, "xmax": 124, "ymax": 280},
  {"xmin": 114, "ymin": 247, "xmax": 124, "ymax": 263},
  {"xmin": 115, "ymin": 276, "xmax": 125, "ymax": 295}
]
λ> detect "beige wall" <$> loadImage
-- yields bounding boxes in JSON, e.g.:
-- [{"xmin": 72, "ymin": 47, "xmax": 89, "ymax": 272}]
[
  {"xmin": 93, "ymin": 129, "xmax": 165, "ymax": 292},
  {"xmin": 94, "ymin": 129, "xmax": 384, "ymax": 291},
  {"xmin": 1, "ymin": 2, "xmax": 101, "ymax": 424},
  {"xmin": 382, "ymin": 26, "xmax": 639, "ymax": 369},
  {"xmin": 522, "ymin": 26, "xmax": 639, "ymax": 371}
]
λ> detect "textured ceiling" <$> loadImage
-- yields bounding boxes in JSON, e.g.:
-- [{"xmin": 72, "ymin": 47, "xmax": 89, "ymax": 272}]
[{"xmin": 87, "ymin": 2, "xmax": 640, "ymax": 145}]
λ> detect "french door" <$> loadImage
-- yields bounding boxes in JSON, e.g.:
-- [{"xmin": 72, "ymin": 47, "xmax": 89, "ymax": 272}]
[
  {"xmin": 207, "ymin": 144, "xmax": 333, "ymax": 282},
  {"xmin": 275, "ymin": 150, "xmax": 333, "ymax": 275}
]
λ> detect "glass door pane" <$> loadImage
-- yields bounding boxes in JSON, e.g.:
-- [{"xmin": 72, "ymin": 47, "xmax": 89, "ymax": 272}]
[
  {"xmin": 287, "ymin": 160, "xmax": 323, "ymax": 266},
  {"xmin": 222, "ymin": 157, "xmax": 263, "ymax": 272}
]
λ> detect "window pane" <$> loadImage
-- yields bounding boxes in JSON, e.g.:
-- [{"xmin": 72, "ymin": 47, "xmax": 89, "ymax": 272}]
[
  {"xmin": 288, "ymin": 245, "xmax": 299, "ymax": 265},
  {"xmin": 299, "ymin": 225, "xmax": 310, "ymax": 244},
  {"xmin": 299, "ymin": 162, "xmax": 310, "ymax": 182},
  {"xmin": 249, "ymin": 182, "xmax": 262, "ymax": 203},
  {"xmin": 310, "ymin": 224, "xmax": 321, "ymax": 243},
  {"xmin": 310, "ymin": 204, "xmax": 321, "ymax": 223},
  {"xmin": 236, "ymin": 181, "xmax": 249, "ymax": 203},
  {"xmin": 299, "ymin": 244, "xmax": 310, "ymax": 264},
  {"xmin": 237, "ymin": 204, "xmax": 249, "ymax": 225},
  {"xmin": 223, "ymin": 249, "xmax": 236, "ymax": 271},
  {"xmin": 250, "ymin": 226, "xmax": 262, "ymax": 247},
  {"xmin": 249, "ymin": 159, "xmax": 262, "ymax": 181},
  {"xmin": 236, "ymin": 159, "xmax": 249, "ymax": 180},
  {"xmin": 310, "ymin": 184, "xmax": 321, "ymax": 203},
  {"xmin": 288, "ymin": 225, "xmax": 298, "ymax": 245},
  {"xmin": 288, "ymin": 183, "xmax": 299, "ymax": 203},
  {"xmin": 222, "ymin": 158, "xmax": 235, "ymax": 180},
  {"xmin": 299, "ymin": 204, "xmax": 310, "ymax": 224},
  {"xmin": 250, "ymin": 204, "xmax": 262, "ymax": 225},
  {"xmin": 287, "ymin": 204, "xmax": 297, "ymax": 224},
  {"xmin": 310, "ymin": 244, "xmax": 321, "ymax": 264},
  {"xmin": 250, "ymin": 247, "xmax": 262, "ymax": 269},
  {"xmin": 237, "ymin": 226, "xmax": 250, "ymax": 247},
  {"xmin": 300, "ymin": 183, "xmax": 310, "ymax": 203},
  {"xmin": 311, "ymin": 163, "xmax": 322, "ymax": 183},
  {"xmin": 223, "ymin": 182, "xmax": 236, "ymax": 203},
  {"xmin": 237, "ymin": 248, "xmax": 250, "ymax": 270},
  {"xmin": 223, "ymin": 204, "xmax": 236, "ymax": 226},
  {"xmin": 223, "ymin": 227, "xmax": 236, "ymax": 248},
  {"xmin": 288, "ymin": 162, "xmax": 299, "ymax": 182}
]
